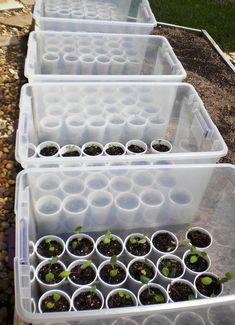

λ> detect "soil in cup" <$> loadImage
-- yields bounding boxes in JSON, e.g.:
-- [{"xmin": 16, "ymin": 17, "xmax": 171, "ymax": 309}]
[
  {"xmin": 196, "ymin": 274, "xmax": 222, "ymax": 297},
  {"xmin": 74, "ymin": 291, "xmax": 102, "ymax": 311},
  {"xmin": 126, "ymin": 236, "xmax": 150, "ymax": 257},
  {"xmin": 139, "ymin": 286, "xmax": 166, "ymax": 305},
  {"xmin": 97, "ymin": 237, "xmax": 122, "ymax": 257},
  {"xmin": 185, "ymin": 253, "xmax": 209, "ymax": 272},
  {"xmin": 100, "ymin": 264, "xmax": 126, "ymax": 285},
  {"xmin": 41, "ymin": 293, "xmax": 70, "ymax": 312},
  {"xmin": 152, "ymin": 233, "xmax": 177, "ymax": 253},
  {"xmin": 129, "ymin": 261, "xmax": 154, "ymax": 282},
  {"xmin": 40, "ymin": 145, "xmax": 58, "ymax": 157},
  {"xmin": 106, "ymin": 145, "xmax": 124, "ymax": 156},
  {"xmin": 68, "ymin": 237, "xmax": 94, "ymax": 257},
  {"xmin": 187, "ymin": 229, "xmax": 211, "ymax": 248},
  {"xmin": 168, "ymin": 282, "xmax": 195, "ymax": 302},
  {"xmin": 37, "ymin": 238, "xmax": 63, "ymax": 258},
  {"xmin": 69, "ymin": 264, "xmax": 96, "ymax": 285},
  {"xmin": 84, "ymin": 144, "xmax": 102, "ymax": 156},
  {"xmin": 152, "ymin": 143, "xmax": 170, "ymax": 152},
  {"xmin": 159, "ymin": 258, "xmax": 183, "ymax": 278},
  {"xmin": 128, "ymin": 144, "xmax": 145, "ymax": 154},
  {"xmin": 62, "ymin": 150, "xmax": 80, "ymax": 157},
  {"xmin": 108, "ymin": 290, "xmax": 135, "ymax": 308}
]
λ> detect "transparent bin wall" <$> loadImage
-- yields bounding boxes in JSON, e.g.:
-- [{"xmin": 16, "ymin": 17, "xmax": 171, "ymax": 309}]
[
  {"xmin": 16, "ymin": 82, "xmax": 227, "ymax": 168},
  {"xmin": 24, "ymin": 32, "xmax": 186, "ymax": 82},
  {"xmin": 15, "ymin": 164, "xmax": 235, "ymax": 324},
  {"xmin": 33, "ymin": 0, "xmax": 157, "ymax": 34}
]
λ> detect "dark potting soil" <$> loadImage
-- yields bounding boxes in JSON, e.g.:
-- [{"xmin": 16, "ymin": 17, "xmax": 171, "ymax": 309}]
[
  {"xmin": 152, "ymin": 144, "xmax": 170, "ymax": 152},
  {"xmin": 37, "ymin": 239, "xmax": 63, "ymax": 258},
  {"xmin": 128, "ymin": 144, "xmax": 145, "ymax": 153},
  {"xmin": 168, "ymin": 282, "xmax": 195, "ymax": 302},
  {"xmin": 84, "ymin": 145, "xmax": 102, "ymax": 156},
  {"xmin": 100, "ymin": 264, "xmax": 126, "ymax": 285},
  {"xmin": 159, "ymin": 258, "xmax": 183, "ymax": 278},
  {"xmin": 40, "ymin": 146, "xmax": 58, "ymax": 157},
  {"xmin": 106, "ymin": 146, "xmax": 125, "ymax": 155},
  {"xmin": 97, "ymin": 238, "xmax": 123, "ymax": 257},
  {"xmin": 187, "ymin": 230, "xmax": 211, "ymax": 248},
  {"xmin": 185, "ymin": 253, "xmax": 209, "ymax": 272},
  {"xmin": 62, "ymin": 151, "xmax": 80, "ymax": 157},
  {"xmin": 69, "ymin": 265, "xmax": 96, "ymax": 285},
  {"xmin": 129, "ymin": 261, "xmax": 154, "ymax": 282},
  {"xmin": 68, "ymin": 237, "xmax": 94, "ymax": 257},
  {"xmin": 38, "ymin": 263, "xmax": 64, "ymax": 284},
  {"xmin": 41, "ymin": 294, "xmax": 70, "ymax": 313},
  {"xmin": 74, "ymin": 292, "xmax": 102, "ymax": 311},
  {"xmin": 196, "ymin": 275, "xmax": 222, "ymax": 297},
  {"xmin": 126, "ymin": 237, "xmax": 151, "ymax": 256},
  {"xmin": 108, "ymin": 293, "xmax": 135, "ymax": 308},
  {"xmin": 152, "ymin": 233, "xmax": 177, "ymax": 253},
  {"xmin": 139, "ymin": 287, "xmax": 166, "ymax": 305}
]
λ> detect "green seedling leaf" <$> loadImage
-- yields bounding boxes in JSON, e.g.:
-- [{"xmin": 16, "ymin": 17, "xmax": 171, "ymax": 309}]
[
  {"xmin": 126, "ymin": 294, "xmax": 131, "ymax": 299},
  {"xmin": 184, "ymin": 239, "xmax": 191, "ymax": 244},
  {"xmin": 53, "ymin": 293, "xmax": 61, "ymax": 302},
  {"xmin": 80, "ymin": 260, "xmax": 92, "ymax": 270},
  {"xmin": 59, "ymin": 270, "xmax": 71, "ymax": 278},
  {"xmin": 111, "ymin": 255, "xmax": 117, "ymax": 265},
  {"xmin": 45, "ymin": 238, "xmax": 52, "ymax": 244},
  {"xmin": 138, "ymin": 238, "xmax": 147, "ymax": 244},
  {"xmin": 90, "ymin": 285, "xmax": 97, "ymax": 294},
  {"xmin": 45, "ymin": 272, "xmax": 55, "ymax": 283},
  {"xmin": 190, "ymin": 245, "xmax": 197, "ymax": 253},
  {"xmin": 141, "ymin": 269, "xmax": 147, "ymax": 276},
  {"xmin": 118, "ymin": 290, "xmax": 124, "ymax": 298},
  {"xmin": 188, "ymin": 294, "xmax": 195, "ymax": 300},
  {"xmin": 190, "ymin": 255, "xmax": 198, "ymax": 264},
  {"xmin": 74, "ymin": 226, "xmax": 83, "ymax": 234},
  {"xmin": 200, "ymin": 251, "xmax": 207, "ymax": 257},
  {"xmin": 166, "ymin": 246, "xmax": 174, "ymax": 252},
  {"xmin": 49, "ymin": 246, "xmax": 55, "ymax": 252},
  {"xmin": 110, "ymin": 269, "xmax": 118, "ymax": 277},
  {"xmin": 226, "ymin": 272, "xmax": 234, "ymax": 280},
  {"xmin": 103, "ymin": 236, "xmax": 111, "ymax": 245},
  {"xmin": 72, "ymin": 240, "xmax": 78, "ymax": 250},
  {"xmin": 154, "ymin": 294, "xmax": 165, "ymax": 303},
  {"xmin": 140, "ymin": 275, "xmax": 150, "ymax": 284},
  {"xmin": 49, "ymin": 256, "xmax": 59, "ymax": 265},
  {"xmin": 46, "ymin": 302, "xmax": 54, "ymax": 309},
  {"xmin": 129, "ymin": 237, "xmax": 137, "ymax": 244},
  {"xmin": 201, "ymin": 276, "xmax": 213, "ymax": 285},
  {"xmin": 162, "ymin": 267, "xmax": 169, "ymax": 277},
  {"xmin": 105, "ymin": 229, "xmax": 111, "ymax": 236}
]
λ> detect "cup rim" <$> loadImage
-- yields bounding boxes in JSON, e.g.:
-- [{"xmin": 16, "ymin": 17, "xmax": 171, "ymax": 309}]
[
  {"xmin": 66, "ymin": 233, "xmax": 95, "ymax": 259},
  {"xmin": 137, "ymin": 283, "xmax": 169, "ymax": 305},
  {"xmin": 127, "ymin": 257, "xmax": 156, "ymax": 284},
  {"xmin": 124, "ymin": 233, "xmax": 152, "ymax": 259},
  {"xmin": 38, "ymin": 289, "xmax": 71, "ymax": 313},
  {"xmin": 156, "ymin": 254, "xmax": 185, "ymax": 281},
  {"xmin": 167, "ymin": 278, "xmax": 197, "ymax": 302},
  {"xmin": 183, "ymin": 249, "xmax": 211, "ymax": 275},
  {"xmin": 97, "ymin": 260, "xmax": 128, "ymax": 288},
  {"xmin": 151, "ymin": 230, "xmax": 179, "ymax": 255},
  {"xmin": 95, "ymin": 234, "xmax": 124, "ymax": 259},
  {"xmin": 185, "ymin": 226, "xmax": 213, "ymax": 250},
  {"xmin": 71, "ymin": 286, "xmax": 104, "ymax": 311}
]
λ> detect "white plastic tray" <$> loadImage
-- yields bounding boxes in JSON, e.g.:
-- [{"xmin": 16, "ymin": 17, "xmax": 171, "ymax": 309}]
[
  {"xmin": 24, "ymin": 32, "xmax": 186, "ymax": 82},
  {"xmin": 16, "ymin": 82, "xmax": 227, "ymax": 168},
  {"xmin": 33, "ymin": 0, "xmax": 157, "ymax": 34},
  {"xmin": 14, "ymin": 164, "xmax": 235, "ymax": 324}
]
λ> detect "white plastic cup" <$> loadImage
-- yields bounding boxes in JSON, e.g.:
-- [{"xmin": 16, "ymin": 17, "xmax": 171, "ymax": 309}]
[
  {"xmin": 185, "ymin": 227, "xmax": 212, "ymax": 250},
  {"xmin": 85, "ymin": 173, "xmax": 109, "ymax": 191},
  {"xmin": 36, "ymin": 260, "xmax": 66, "ymax": 291},
  {"xmin": 67, "ymin": 259, "xmax": 97, "ymax": 289},
  {"xmin": 34, "ymin": 174, "xmax": 61, "ymax": 201},
  {"xmin": 66, "ymin": 233, "xmax": 95, "ymax": 261},
  {"xmin": 63, "ymin": 53, "xmax": 80, "ymax": 74},
  {"xmin": 138, "ymin": 283, "xmax": 169, "ymax": 306},
  {"xmin": 96, "ymin": 234, "xmax": 124, "ymax": 261},
  {"xmin": 38, "ymin": 289, "xmax": 71, "ymax": 313},
  {"xmin": 46, "ymin": 104, "xmax": 64, "ymax": 117},
  {"xmin": 124, "ymin": 233, "xmax": 152, "ymax": 261},
  {"xmin": 78, "ymin": 46, "xmax": 92, "ymax": 56},
  {"xmin": 35, "ymin": 235, "xmax": 65, "ymax": 261},
  {"xmin": 71, "ymin": 10, "xmax": 84, "ymax": 18},
  {"xmin": 79, "ymin": 54, "xmax": 95, "ymax": 74},
  {"xmin": 95, "ymin": 55, "xmax": 111, "ymax": 75},
  {"xmin": 82, "ymin": 142, "xmax": 104, "ymax": 157},
  {"xmin": 132, "ymin": 171, "xmax": 154, "ymax": 192},
  {"xmin": 151, "ymin": 139, "xmax": 173, "ymax": 154},
  {"xmin": 93, "ymin": 47, "xmax": 109, "ymax": 56},
  {"xmin": 98, "ymin": 260, "xmax": 128, "ymax": 296},
  {"xmin": 57, "ymin": 9, "xmax": 71, "ymax": 18},
  {"xmin": 140, "ymin": 189, "xmax": 165, "ymax": 226},
  {"xmin": 87, "ymin": 116, "xmax": 106, "ymax": 143},
  {"xmin": 59, "ymin": 144, "xmax": 81, "ymax": 157},
  {"xmin": 194, "ymin": 272, "xmax": 223, "ymax": 299},
  {"xmin": 126, "ymin": 140, "xmax": 147, "ymax": 155},
  {"xmin": 107, "ymin": 114, "xmax": 126, "ymax": 142},
  {"xmin": 39, "ymin": 116, "xmax": 62, "ymax": 143},
  {"xmin": 156, "ymin": 254, "xmax": 185, "ymax": 284},
  {"xmin": 151, "ymin": 230, "xmax": 178, "ymax": 260},
  {"xmin": 146, "ymin": 116, "xmax": 167, "ymax": 142},
  {"xmin": 42, "ymin": 52, "xmax": 59, "ymax": 74},
  {"xmin": 143, "ymin": 315, "xmax": 172, "ymax": 325},
  {"xmin": 62, "ymin": 195, "xmax": 88, "ymax": 229},
  {"xmin": 104, "ymin": 142, "xmax": 126, "ymax": 156},
  {"xmin": 167, "ymin": 279, "xmax": 197, "ymax": 303},
  {"xmin": 36, "ymin": 141, "xmax": 60, "ymax": 158},
  {"xmin": 44, "ymin": 8, "xmax": 58, "ymax": 17},
  {"xmin": 127, "ymin": 258, "xmax": 157, "ymax": 294},
  {"xmin": 27, "ymin": 143, "xmax": 37, "ymax": 158},
  {"xmin": 183, "ymin": 249, "xmax": 211, "ymax": 278},
  {"xmin": 65, "ymin": 115, "xmax": 86, "ymax": 146},
  {"xmin": 61, "ymin": 178, "xmax": 85, "ymax": 196},
  {"xmin": 174, "ymin": 312, "xmax": 205, "ymax": 325},
  {"xmin": 88, "ymin": 190, "xmax": 113, "ymax": 225},
  {"xmin": 126, "ymin": 57, "xmax": 142, "ymax": 75},
  {"xmin": 72, "ymin": 286, "xmax": 104, "ymax": 311},
  {"xmin": 109, "ymin": 176, "xmax": 132, "ymax": 196},
  {"xmin": 106, "ymin": 288, "xmax": 138, "ymax": 309},
  {"xmin": 168, "ymin": 188, "xmax": 193, "ymax": 225},
  {"xmin": 110, "ymin": 56, "xmax": 126, "ymax": 74},
  {"xmin": 115, "ymin": 193, "xmax": 140, "ymax": 227},
  {"xmin": 127, "ymin": 116, "xmax": 147, "ymax": 139}
]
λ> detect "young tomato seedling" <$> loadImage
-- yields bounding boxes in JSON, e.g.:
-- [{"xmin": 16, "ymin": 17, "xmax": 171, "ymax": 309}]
[
  {"xmin": 45, "ymin": 256, "xmax": 59, "ymax": 283},
  {"xmin": 46, "ymin": 293, "xmax": 61, "ymax": 310},
  {"xmin": 103, "ymin": 229, "xmax": 116, "ymax": 245},
  {"xmin": 109, "ymin": 255, "xmax": 119, "ymax": 277},
  {"xmin": 71, "ymin": 226, "xmax": 84, "ymax": 250}
]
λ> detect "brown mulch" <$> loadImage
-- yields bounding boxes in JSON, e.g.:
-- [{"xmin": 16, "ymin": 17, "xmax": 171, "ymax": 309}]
[{"xmin": 155, "ymin": 26, "xmax": 235, "ymax": 164}]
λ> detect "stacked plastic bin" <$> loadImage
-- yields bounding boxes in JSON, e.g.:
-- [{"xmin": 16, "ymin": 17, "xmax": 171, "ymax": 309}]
[{"xmin": 15, "ymin": 1, "xmax": 235, "ymax": 324}]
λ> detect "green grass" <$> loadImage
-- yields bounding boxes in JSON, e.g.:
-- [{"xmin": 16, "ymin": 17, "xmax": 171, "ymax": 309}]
[{"xmin": 149, "ymin": 0, "xmax": 235, "ymax": 51}]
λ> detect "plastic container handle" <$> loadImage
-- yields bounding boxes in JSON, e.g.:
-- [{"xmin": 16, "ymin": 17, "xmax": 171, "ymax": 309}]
[
  {"xmin": 165, "ymin": 52, "xmax": 178, "ymax": 71},
  {"xmin": 33, "ymin": 0, "xmax": 42, "ymax": 18},
  {"xmin": 24, "ymin": 34, "xmax": 37, "ymax": 78},
  {"xmin": 195, "ymin": 111, "xmax": 212, "ymax": 137},
  {"xmin": 20, "ymin": 218, "xmax": 29, "ymax": 264},
  {"xmin": 22, "ymin": 112, "xmax": 28, "ymax": 137},
  {"xmin": 142, "ymin": 0, "xmax": 154, "ymax": 22}
]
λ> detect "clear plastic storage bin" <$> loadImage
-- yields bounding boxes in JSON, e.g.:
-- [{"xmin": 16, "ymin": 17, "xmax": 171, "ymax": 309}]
[
  {"xmin": 33, "ymin": 0, "xmax": 157, "ymax": 35},
  {"xmin": 24, "ymin": 32, "xmax": 186, "ymax": 83},
  {"xmin": 15, "ymin": 164, "xmax": 235, "ymax": 324},
  {"xmin": 16, "ymin": 82, "xmax": 227, "ymax": 168}
]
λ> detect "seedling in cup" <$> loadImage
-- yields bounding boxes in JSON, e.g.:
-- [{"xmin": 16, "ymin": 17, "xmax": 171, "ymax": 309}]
[
  {"xmin": 99, "ymin": 255, "xmax": 127, "ymax": 286},
  {"xmin": 67, "ymin": 226, "xmax": 95, "ymax": 258},
  {"xmin": 71, "ymin": 226, "xmax": 83, "ymax": 250},
  {"xmin": 37, "ymin": 256, "xmax": 65, "ymax": 285},
  {"xmin": 140, "ymin": 276, "xmax": 166, "ymax": 304},
  {"xmin": 72, "ymin": 285, "xmax": 104, "ymax": 311},
  {"xmin": 126, "ymin": 233, "xmax": 151, "ymax": 257},
  {"xmin": 45, "ymin": 257, "xmax": 60, "ymax": 283},
  {"xmin": 97, "ymin": 230, "xmax": 123, "ymax": 258},
  {"xmin": 36, "ymin": 235, "xmax": 64, "ymax": 259},
  {"xmin": 40, "ymin": 290, "xmax": 71, "ymax": 313},
  {"xmin": 60, "ymin": 260, "xmax": 96, "ymax": 286},
  {"xmin": 83, "ymin": 143, "xmax": 103, "ymax": 156},
  {"xmin": 107, "ymin": 289, "xmax": 137, "ymax": 308},
  {"xmin": 46, "ymin": 293, "xmax": 61, "ymax": 310},
  {"xmin": 110, "ymin": 256, "xmax": 119, "ymax": 278}
]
